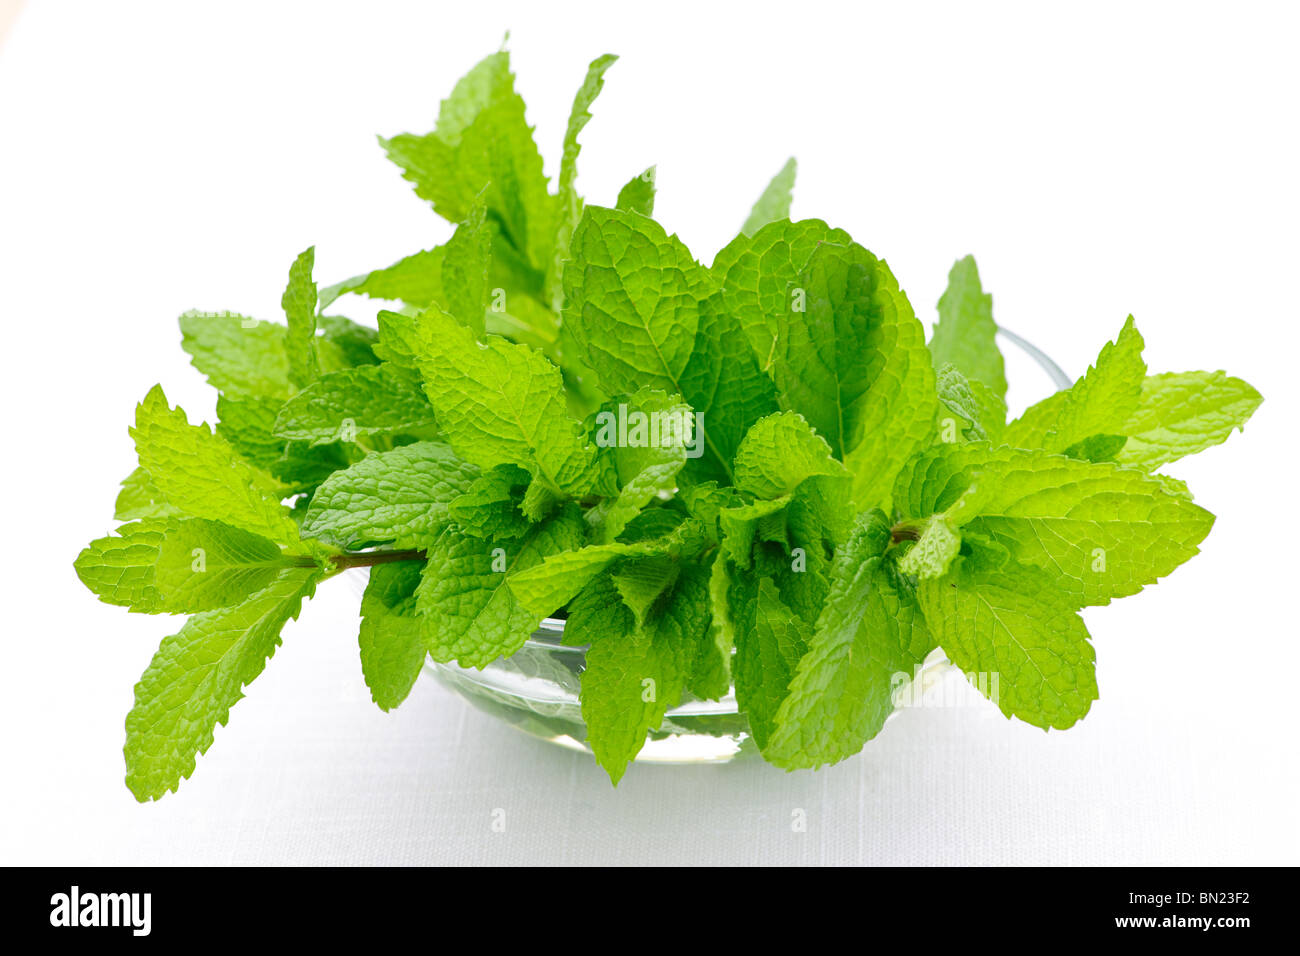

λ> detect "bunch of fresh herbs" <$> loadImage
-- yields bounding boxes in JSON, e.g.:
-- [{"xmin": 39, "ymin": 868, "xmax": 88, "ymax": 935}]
[{"xmin": 75, "ymin": 49, "xmax": 1262, "ymax": 799}]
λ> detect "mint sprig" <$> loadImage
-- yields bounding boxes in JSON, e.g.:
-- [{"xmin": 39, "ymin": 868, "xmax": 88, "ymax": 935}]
[{"xmin": 74, "ymin": 47, "xmax": 1262, "ymax": 799}]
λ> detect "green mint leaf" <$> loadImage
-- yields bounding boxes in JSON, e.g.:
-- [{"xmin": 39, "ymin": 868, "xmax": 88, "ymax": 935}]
[
  {"xmin": 763, "ymin": 488, "xmax": 837, "ymax": 621},
  {"xmin": 319, "ymin": 247, "xmax": 445, "ymax": 312},
  {"xmin": 733, "ymin": 576, "xmax": 809, "ymax": 750},
  {"xmin": 358, "ymin": 560, "xmax": 427, "ymax": 711},
  {"xmin": 765, "ymin": 510, "xmax": 933, "ymax": 768},
  {"xmin": 550, "ymin": 53, "xmax": 619, "ymax": 306},
  {"xmin": 585, "ymin": 388, "xmax": 691, "ymax": 543},
  {"xmin": 179, "ymin": 310, "xmax": 290, "ymax": 399},
  {"xmin": 217, "ymin": 393, "xmax": 351, "ymax": 494},
  {"xmin": 610, "ymin": 555, "xmax": 680, "ymax": 627},
  {"xmin": 75, "ymin": 521, "xmax": 167, "ymax": 612},
  {"xmin": 1062, "ymin": 433, "xmax": 1128, "ymax": 463},
  {"xmin": 507, "ymin": 518, "xmax": 704, "ymax": 619},
  {"xmin": 441, "ymin": 200, "xmax": 492, "ymax": 337},
  {"xmin": 929, "ymin": 256, "xmax": 1007, "ymax": 400},
  {"xmin": 918, "ymin": 560, "xmax": 1097, "ymax": 730},
  {"xmin": 215, "ymin": 394, "xmax": 285, "ymax": 471},
  {"xmin": 677, "ymin": 295, "xmax": 781, "ymax": 483},
  {"xmin": 741, "ymin": 157, "xmax": 797, "ymax": 236},
  {"xmin": 689, "ymin": 551, "xmax": 735, "ymax": 700},
  {"xmin": 1115, "ymin": 371, "xmax": 1263, "ymax": 470},
  {"xmin": 1005, "ymin": 316, "xmax": 1146, "ymax": 453},
  {"xmin": 894, "ymin": 444, "xmax": 1215, "ymax": 605},
  {"xmin": 711, "ymin": 217, "xmax": 852, "ymax": 374},
  {"xmin": 896, "ymin": 513, "xmax": 962, "ymax": 579},
  {"xmin": 380, "ymin": 50, "xmax": 556, "ymax": 272},
  {"xmin": 131, "ymin": 385, "xmax": 302, "ymax": 548},
  {"xmin": 282, "ymin": 246, "xmax": 319, "ymax": 388},
  {"xmin": 935, "ymin": 362, "xmax": 1007, "ymax": 443},
  {"xmin": 774, "ymin": 240, "xmax": 938, "ymax": 509},
  {"xmin": 300, "ymin": 441, "xmax": 479, "ymax": 549},
  {"xmin": 77, "ymin": 518, "xmax": 309, "ymax": 615},
  {"xmin": 152, "ymin": 519, "xmax": 298, "ymax": 613},
  {"xmin": 413, "ymin": 308, "xmax": 594, "ymax": 495},
  {"xmin": 373, "ymin": 309, "xmax": 424, "ymax": 377},
  {"xmin": 446, "ymin": 464, "xmax": 533, "ymax": 539},
  {"xmin": 272, "ymin": 366, "xmax": 438, "ymax": 447},
  {"xmin": 576, "ymin": 565, "xmax": 706, "ymax": 784},
  {"xmin": 718, "ymin": 496, "xmax": 790, "ymax": 568},
  {"xmin": 563, "ymin": 205, "xmax": 711, "ymax": 395},
  {"xmin": 114, "ymin": 467, "xmax": 180, "ymax": 522},
  {"xmin": 124, "ymin": 567, "xmax": 319, "ymax": 800},
  {"xmin": 615, "ymin": 166, "xmax": 656, "ymax": 216},
  {"xmin": 564, "ymin": 205, "xmax": 780, "ymax": 481},
  {"xmin": 418, "ymin": 508, "xmax": 585, "ymax": 668},
  {"xmin": 317, "ymin": 315, "xmax": 381, "ymax": 369},
  {"xmin": 733, "ymin": 410, "xmax": 849, "ymax": 499}
]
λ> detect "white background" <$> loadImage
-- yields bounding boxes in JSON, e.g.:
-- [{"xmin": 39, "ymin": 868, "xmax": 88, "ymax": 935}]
[{"xmin": 1, "ymin": 0, "xmax": 1296, "ymax": 865}]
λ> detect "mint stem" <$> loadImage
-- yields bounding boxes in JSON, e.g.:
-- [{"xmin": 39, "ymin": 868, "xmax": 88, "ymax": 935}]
[
  {"xmin": 889, "ymin": 521, "xmax": 923, "ymax": 544},
  {"xmin": 329, "ymin": 549, "xmax": 427, "ymax": 570}
]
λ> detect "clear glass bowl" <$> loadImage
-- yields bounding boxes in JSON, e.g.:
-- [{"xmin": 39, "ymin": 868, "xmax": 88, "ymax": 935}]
[{"xmin": 425, "ymin": 327, "xmax": 1070, "ymax": 765}]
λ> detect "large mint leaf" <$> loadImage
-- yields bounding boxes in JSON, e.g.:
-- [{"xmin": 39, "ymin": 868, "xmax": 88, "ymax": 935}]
[
  {"xmin": 179, "ymin": 311, "xmax": 290, "ymax": 399},
  {"xmin": 711, "ymin": 217, "xmax": 853, "ymax": 374},
  {"xmin": 918, "ymin": 559, "xmax": 1097, "ymax": 730},
  {"xmin": 300, "ymin": 441, "xmax": 479, "ymax": 548},
  {"xmin": 78, "ymin": 518, "xmax": 310, "ymax": 615},
  {"xmin": 740, "ymin": 158, "xmax": 797, "ymax": 237},
  {"xmin": 272, "ymin": 365, "xmax": 437, "ymax": 447},
  {"xmin": 1115, "ymin": 370, "xmax": 1263, "ymax": 470},
  {"xmin": 765, "ymin": 511, "xmax": 933, "ymax": 768},
  {"xmin": 774, "ymin": 240, "xmax": 937, "ymax": 509},
  {"xmin": 564, "ymin": 205, "xmax": 780, "ymax": 481},
  {"xmin": 131, "ymin": 386, "xmax": 302, "ymax": 548},
  {"xmin": 894, "ymin": 444, "xmax": 1215, "ymax": 605},
  {"xmin": 562, "ymin": 205, "xmax": 710, "ymax": 396},
  {"xmin": 124, "ymin": 567, "xmax": 319, "ymax": 800},
  {"xmin": 417, "ymin": 509, "xmax": 585, "ymax": 668},
  {"xmin": 733, "ymin": 410, "xmax": 848, "ymax": 499},
  {"xmin": 358, "ymin": 560, "xmax": 428, "ymax": 711},
  {"xmin": 929, "ymin": 256, "xmax": 1007, "ymax": 400},
  {"xmin": 414, "ymin": 308, "xmax": 594, "ymax": 495},
  {"xmin": 1005, "ymin": 316, "xmax": 1146, "ymax": 453}
]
